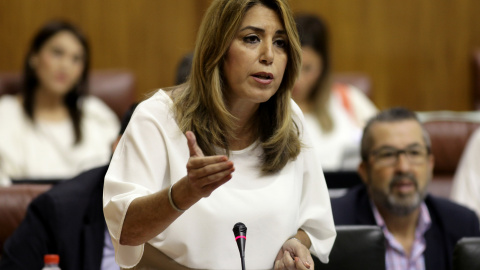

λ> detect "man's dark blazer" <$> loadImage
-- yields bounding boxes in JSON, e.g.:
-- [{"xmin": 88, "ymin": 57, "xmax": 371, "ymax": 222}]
[
  {"xmin": 0, "ymin": 165, "xmax": 109, "ymax": 270},
  {"xmin": 331, "ymin": 185, "xmax": 480, "ymax": 270}
]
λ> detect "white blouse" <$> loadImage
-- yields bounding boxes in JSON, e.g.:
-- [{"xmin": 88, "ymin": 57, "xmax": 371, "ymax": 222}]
[
  {"xmin": 304, "ymin": 84, "xmax": 377, "ymax": 171},
  {"xmin": 103, "ymin": 90, "xmax": 336, "ymax": 269},
  {"xmin": 0, "ymin": 95, "xmax": 119, "ymax": 183}
]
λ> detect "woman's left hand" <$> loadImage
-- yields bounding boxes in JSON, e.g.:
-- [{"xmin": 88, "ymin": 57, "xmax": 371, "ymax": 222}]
[{"xmin": 274, "ymin": 238, "xmax": 313, "ymax": 270}]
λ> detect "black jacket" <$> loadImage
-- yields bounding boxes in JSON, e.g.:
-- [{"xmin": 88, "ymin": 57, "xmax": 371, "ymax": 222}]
[
  {"xmin": 0, "ymin": 165, "xmax": 108, "ymax": 270},
  {"xmin": 331, "ymin": 185, "xmax": 480, "ymax": 270}
]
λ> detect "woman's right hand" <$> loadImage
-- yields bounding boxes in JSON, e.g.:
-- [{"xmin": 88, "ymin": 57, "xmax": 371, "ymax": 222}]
[
  {"xmin": 119, "ymin": 131, "xmax": 234, "ymax": 245},
  {"xmin": 180, "ymin": 131, "xmax": 235, "ymax": 202}
]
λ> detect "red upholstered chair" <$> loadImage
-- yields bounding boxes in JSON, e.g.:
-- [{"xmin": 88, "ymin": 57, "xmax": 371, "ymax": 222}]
[
  {"xmin": 423, "ymin": 120, "xmax": 480, "ymax": 198},
  {"xmin": 0, "ymin": 184, "xmax": 53, "ymax": 255},
  {"xmin": 0, "ymin": 72, "xmax": 20, "ymax": 96},
  {"xmin": 88, "ymin": 70, "xmax": 136, "ymax": 120},
  {"xmin": 0, "ymin": 69, "xmax": 136, "ymax": 120}
]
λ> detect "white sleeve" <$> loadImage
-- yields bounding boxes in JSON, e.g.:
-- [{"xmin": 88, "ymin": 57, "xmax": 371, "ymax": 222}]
[
  {"xmin": 0, "ymin": 96, "xmax": 24, "ymax": 180},
  {"xmin": 0, "ymin": 167, "xmax": 11, "ymax": 187},
  {"xmin": 103, "ymin": 92, "xmax": 185, "ymax": 268},
  {"xmin": 291, "ymin": 100, "xmax": 337, "ymax": 263},
  {"xmin": 0, "ymin": 138, "xmax": 17, "ymax": 185},
  {"xmin": 451, "ymin": 128, "xmax": 480, "ymax": 218}
]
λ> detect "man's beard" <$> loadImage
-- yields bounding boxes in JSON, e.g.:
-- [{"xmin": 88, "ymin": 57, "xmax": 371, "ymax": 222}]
[{"xmin": 369, "ymin": 173, "xmax": 428, "ymax": 216}]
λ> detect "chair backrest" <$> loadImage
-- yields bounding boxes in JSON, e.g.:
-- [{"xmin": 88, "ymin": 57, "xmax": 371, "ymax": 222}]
[
  {"xmin": 453, "ymin": 237, "xmax": 480, "ymax": 270},
  {"xmin": 0, "ymin": 69, "xmax": 136, "ymax": 120},
  {"xmin": 0, "ymin": 184, "xmax": 53, "ymax": 255},
  {"xmin": 313, "ymin": 225, "xmax": 386, "ymax": 270},
  {"xmin": 421, "ymin": 119, "xmax": 480, "ymax": 198},
  {"xmin": 424, "ymin": 120, "xmax": 480, "ymax": 177}
]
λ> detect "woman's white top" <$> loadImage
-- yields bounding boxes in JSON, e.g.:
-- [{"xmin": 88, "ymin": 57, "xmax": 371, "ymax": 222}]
[
  {"xmin": 451, "ymin": 127, "xmax": 480, "ymax": 219},
  {"xmin": 304, "ymin": 84, "xmax": 377, "ymax": 171},
  {"xmin": 0, "ymin": 95, "xmax": 119, "ymax": 184},
  {"xmin": 0, "ymin": 170, "xmax": 8, "ymax": 187},
  {"xmin": 103, "ymin": 90, "xmax": 336, "ymax": 270}
]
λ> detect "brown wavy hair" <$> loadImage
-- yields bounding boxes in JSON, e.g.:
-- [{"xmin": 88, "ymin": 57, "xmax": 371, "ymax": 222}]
[{"xmin": 172, "ymin": 0, "xmax": 302, "ymax": 173}]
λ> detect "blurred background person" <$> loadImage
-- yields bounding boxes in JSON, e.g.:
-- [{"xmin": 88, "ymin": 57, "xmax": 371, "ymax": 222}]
[
  {"xmin": 174, "ymin": 52, "xmax": 193, "ymax": 85},
  {"xmin": 0, "ymin": 20, "xmax": 119, "ymax": 183},
  {"xmin": 0, "ymin": 169, "xmax": 8, "ymax": 187},
  {"xmin": 0, "ymin": 103, "xmax": 137, "ymax": 270},
  {"xmin": 331, "ymin": 107, "xmax": 480, "ymax": 270},
  {"xmin": 450, "ymin": 126, "xmax": 480, "ymax": 220},
  {"xmin": 292, "ymin": 14, "xmax": 378, "ymax": 171}
]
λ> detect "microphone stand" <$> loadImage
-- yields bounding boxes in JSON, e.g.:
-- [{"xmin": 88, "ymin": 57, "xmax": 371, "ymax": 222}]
[{"xmin": 240, "ymin": 253, "xmax": 246, "ymax": 270}]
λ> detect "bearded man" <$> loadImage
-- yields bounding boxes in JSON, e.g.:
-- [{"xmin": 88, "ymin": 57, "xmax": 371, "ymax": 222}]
[{"xmin": 330, "ymin": 107, "xmax": 480, "ymax": 270}]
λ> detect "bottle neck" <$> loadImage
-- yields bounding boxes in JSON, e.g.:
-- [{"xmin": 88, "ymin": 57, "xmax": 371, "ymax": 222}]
[{"xmin": 43, "ymin": 263, "xmax": 60, "ymax": 269}]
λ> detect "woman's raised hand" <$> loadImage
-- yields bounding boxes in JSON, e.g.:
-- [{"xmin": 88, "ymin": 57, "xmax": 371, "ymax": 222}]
[{"xmin": 185, "ymin": 131, "xmax": 234, "ymax": 199}]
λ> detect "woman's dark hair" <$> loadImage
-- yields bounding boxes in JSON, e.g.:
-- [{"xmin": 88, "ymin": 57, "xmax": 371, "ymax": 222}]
[
  {"xmin": 294, "ymin": 14, "xmax": 330, "ymax": 99},
  {"xmin": 175, "ymin": 52, "xmax": 193, "ymax": 85},
  {"xmin": 295, "ymin": 14, "xmax": 334, "ymax": 132},
  {"xmin": 22, "ymin": 20, "xmax": 90, "ymax": 144}
]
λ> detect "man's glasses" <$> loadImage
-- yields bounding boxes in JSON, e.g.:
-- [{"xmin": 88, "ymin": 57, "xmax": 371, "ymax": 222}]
[{"xmin": 370, "ymin": 146, "xmax": 429, "ymax": 167}]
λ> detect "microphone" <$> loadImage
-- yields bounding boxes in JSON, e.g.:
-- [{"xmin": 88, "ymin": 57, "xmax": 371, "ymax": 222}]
[{"xmin": 232, "ymin": 222, "xmax": 247, "ymax": 270}]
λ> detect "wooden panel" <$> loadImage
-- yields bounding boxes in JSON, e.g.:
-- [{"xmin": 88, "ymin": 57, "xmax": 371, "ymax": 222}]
[
  {"xmin": 1, "ymin": 0, "xmax": 479, "ymax": 110},
  {"xmin": 0, "ymin": 0, "xmax": 200, "ymax": 102},
  {"xmin": 291, "ymin": 0, "xmax": 480, "ymax": 111}
]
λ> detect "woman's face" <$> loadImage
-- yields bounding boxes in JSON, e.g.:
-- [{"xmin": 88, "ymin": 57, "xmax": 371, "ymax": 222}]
[
  {"xmin": 292, "ymin": 46, "xmax": 323, "ymax": 104},
  {"xmin": 30, "ymin": 31, "xmax": 85, "ymax": 96},
  {"xmin": 223, "ymin": 4, "xmax": 288, "ymax": 107}
]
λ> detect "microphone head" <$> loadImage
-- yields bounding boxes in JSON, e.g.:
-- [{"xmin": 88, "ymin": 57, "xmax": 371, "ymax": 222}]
[
  {"xmin": 233, "ymin": 222, "xmax": 247, "ymax": 237},
  {"xmin": 233, "ymin": 222, "xmax": 247, "ymax": 269}
]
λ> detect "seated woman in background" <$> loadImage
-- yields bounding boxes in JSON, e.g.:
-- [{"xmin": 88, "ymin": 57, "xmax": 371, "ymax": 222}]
[
  {"xmin": 293, "ymin": 14, "xmax": 377, "ymax": 171},
  {"xmin": 0, "ymin": 20, "xmax": 119, "ymax": 184}
]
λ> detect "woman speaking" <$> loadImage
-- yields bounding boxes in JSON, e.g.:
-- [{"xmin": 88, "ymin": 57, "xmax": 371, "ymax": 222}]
[{"xmin": 103, "ymin": 0, "xmax": 336, "ymax": 269}]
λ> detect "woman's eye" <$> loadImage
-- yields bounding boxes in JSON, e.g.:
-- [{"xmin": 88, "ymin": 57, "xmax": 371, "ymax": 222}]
[
  {"xmin": 243, "ymin": 35, "xmax": 260, "ymax": 44},
  {"xmin": 274, "ymin": 39, "xmax": 286, "ymax": 48}
]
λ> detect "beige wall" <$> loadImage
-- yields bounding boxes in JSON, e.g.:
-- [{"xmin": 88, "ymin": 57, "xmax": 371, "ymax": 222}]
[{"xmin": 1, "ymin": 0, "xmax": 479, "ymax": 111}]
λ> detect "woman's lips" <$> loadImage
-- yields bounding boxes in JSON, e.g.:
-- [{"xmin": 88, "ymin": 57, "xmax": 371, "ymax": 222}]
[
  {"xmin": 252, "ymin": 72, "xmax": 274, "ymax": 85},
  {"xmin": 55, "ymin": 73, "xmax": 68, "ymax": 83},
  {"xmin": 252, "ymin": 76, "xmax": 273, "ymax": 84}
]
